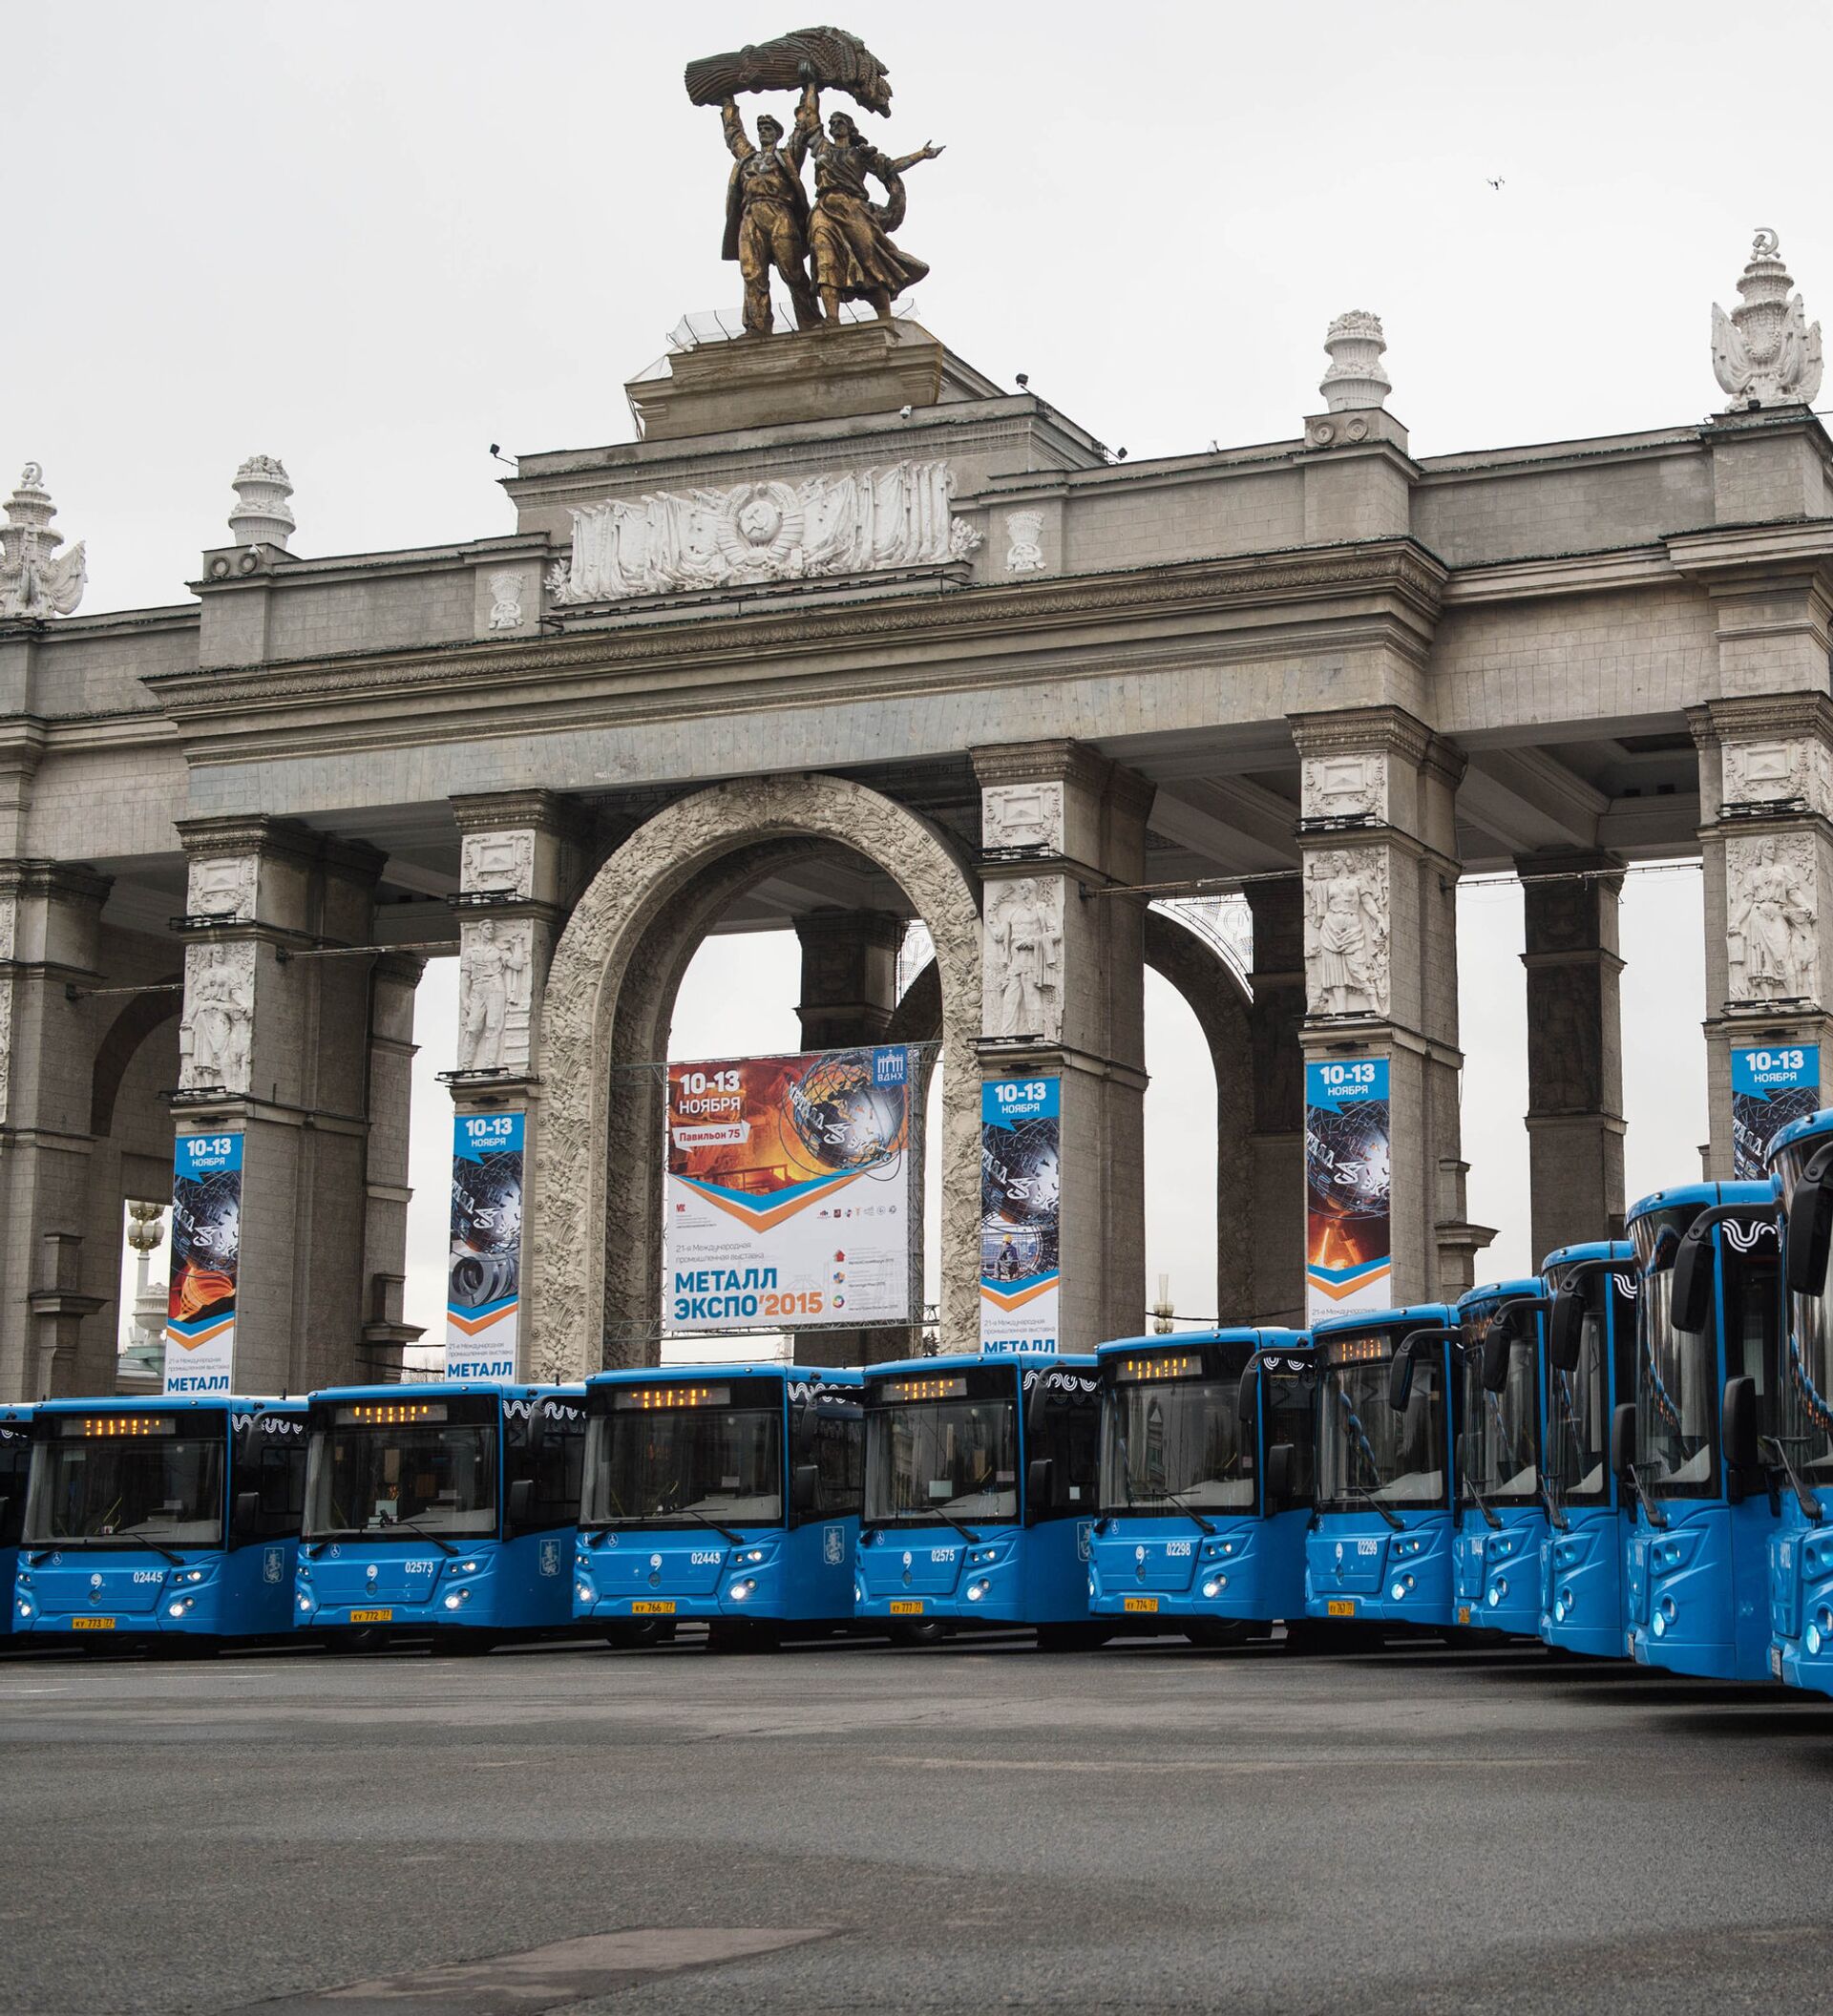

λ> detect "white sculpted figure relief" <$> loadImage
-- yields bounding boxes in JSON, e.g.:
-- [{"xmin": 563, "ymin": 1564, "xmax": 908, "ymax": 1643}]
[
  {"xmin": 1304, "ymin": 849, "xmax": 1390, "ymax": 1016},
  {"xmin": 186, "ymin": 854, "xmax": 258, "ymax": 923},
  {"xmin": 180, "ymin": 941, "xmax": 256, "ymax": 1091},
  {"xmin": 460, "ymin": 830, "xmax": 536, "ymax": 901},
  {"xmin": 458, "ymin": 918, "xmax": 533, "ymax": 1072},
  {"xmin": 984, "ymin": 876, "xmax": 1064, "ymax": 1040},
  {"xmin": 1727, "ymin": 833, "xmax": 1817, "ymax": 1003},
  {"xmin": 981, "ymin": 781, "xmax": 1064, "ymax": 852},
  {"xmin": 487, "ymin": 572, "xmax": 528, "ymax": 630},
  {"xmin": 1003, "ymin": 510, "xmax": 1045, "ymax": 574},
  {"xmin": 1721, "ymin": 738, "xmax": 1829, "ymax": 819},
  {"xmin": 547, "ymin": 458, "xmax": 982, "ymax": 604},
  {"xmin": 1301, "ymin": 753, "xmax": 1388, "ymax": 824},
  {"xmin": 0, "ymin": 893, "xmax": 15, "ymax": 1126}
]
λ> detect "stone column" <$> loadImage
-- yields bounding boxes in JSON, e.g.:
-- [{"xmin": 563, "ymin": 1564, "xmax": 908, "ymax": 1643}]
[
  {"xmin": 1244, "ymin": 876, "xmax": 1307, "ymax": 1325},
  {"xmin": 1517, "ymin": 850, "xmax": 1626, "ymax": 1260},
  {"xmin": 1693, "ymin": 694, "xmax": 1833, "ymax": 1179},
  {"xmin": 359, "ymin": 953, "xmax": 425, "ymax": 1373},
  {"xmin": 172, "ymin": 817, "xmax": 387, "ymax": 1396},
  {"xmin": 790, "ymin": 906, "xmax": 907, "ymax": 1367},
  {"xmin": 971, "ymin": 741, "xmax": 1153, "ymax": 1354},
  {"xmin": 447, "ymin": 791, "xmax": 595, "ymax": 1379},
  {"xmin": 0, "ymin": 861, "xmax": 113, "ymax": 1398},
  {"xmin": 1292, "ymin": 707, "xmax": 1492, "ymax": 1313}
]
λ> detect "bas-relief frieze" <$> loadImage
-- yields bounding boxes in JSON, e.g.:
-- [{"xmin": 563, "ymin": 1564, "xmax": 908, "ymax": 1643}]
[
  {"xmin": 1003, "ymin": 510, "xmax": 1045, "ymax": 574},
  {"xmin": 457, "ymin": 918, "xmax": 534, "ymax": 1073},
  {"xmin": 546, "ymin": 459, "xmax": 981, "ymax": 604},
  {"xmin": 1301, "ymin": 752, "xmax": 1388, "ymax": 824},
  {"xmin": 0, "ymin": 893, "xmax": 15, "ymax": 1126},
  {"xmin": 486, "ymin": 572, "xmax": 529, "ymax": 631},
  {"xmin": 1721, "ymin": 737, "xmax": 1832, "ymax": 818},
  {"xmin": 460, "ymin": 830, "xmax": 536, "ymax": 901},
  {"xmin": 981, "ymin": 780, "xmax": 1064, "ymax": 852},
  {"xmin": 179, "ymin": 941, "xmax": 256, "ymax": 1091},
  {"xmin": 1726, "ymin": 831, "xmax": 1817, "ymax": 1005},
  {"xmin": 983, "ymin": 876, "xmax": 1064, "ymax": 1041},
  {"xmin": 1304, "ymin": 849, "xmax": 1390, "ymax": 1018},
  {"xmin": 186, "ymin": 853, "xmax": 258, "ymax": 924}
]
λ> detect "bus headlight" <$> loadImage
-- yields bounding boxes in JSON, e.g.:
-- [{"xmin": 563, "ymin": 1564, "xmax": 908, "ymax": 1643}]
[
  {"xmin": 1553, "ymin": 1600, "xmax": 1567, "ymax": 1624},
  {"xmin": 576, "ymin": 1584, "xmax": 595, "ymax": 1606},
  {"xmin": 180, "ymin": 1569, "xmax": 206, "ymax": 1586},
  {"xmin": 1390, "ymin": 1574, "xmax": 1416, "ymax": 1603},
  {"xmin": 16, "ymin": 1598, "xmax": 32, "ymax": 1620},
  {"xmin": 734, "ymin": 1547, "xmax": 769, "ymax": 1565},
  {"xmin": 1807, "ymin": 1622, "xmax": 1823, "ymax": 1657},
  {"xmin": 167, "ymin": 1598, "xmax": 194, "ymax": 1619},
  {"xmin": 453, "ymin": 1559, "xmax": 482, "ymax": 1577},
  {"xmin": 1487, "ymin": 1579, "xmax": 1506, "ymax": 1606},
  {"xmin": 1202, "ymin": 1577, "xmax": 1228, "ymax": 1599},
  {"xmin": 296, "ymin": 1564, "xmax": 311, "ymax": 1584},
  {"xmin": 297, "ymin": 1591, "xmax": 315, "ymax": 1614},
  {"xmin": 1652, "ymin": 1611, "xmax": 1666, "ymax": 1638},
  {"xmin": 728, "ymin": 1579, "xmax": 757, "ymax": 1603},
  {"xmin": 965, "ymin": 1579, "xmax": 991, "ymax": 1603},
  {"xmin": 853, "ymin": 1581, "xmax": 865, "ymax": 1605},
  {"xmin": 443, "ymin": 1588, "xmax": 472, "ymax": 1610}
]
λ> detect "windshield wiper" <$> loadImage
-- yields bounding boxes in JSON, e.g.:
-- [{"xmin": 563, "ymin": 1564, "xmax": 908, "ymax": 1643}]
[
  {"xmin": 1759, "ymin": 1435, "xmax": 1826, "ymax": 1524},
  {"xmin": 378, "ymin": 1515, "xmax": 457, "ymax": 1557},
  {"xmin": 1623, "ymin": 1461, "xmax": 1670, "ymax": 1530},
  {"xmin": 1131, "ymin": 1482, "xmax": 1217, "ymax": 1536},
  {"xmin": 1344, "ymin": 1478, "xmax": 1404, "ymax": 1532},
  {"xmin": 664, "ymin": 1498, "xmax": 745, "ymax": 1547},
  {"xmin": 1460, "ymin": 1467, "xmax": 1504, "ymax": 1532},
  {"xmin": 928, "ymin": 1504, "xmax": 982, "ymax": 1544},
  {"xmin": 36, "ymin": 1528, "xmax": 187, "ymax": 1565},
  {"xmin": 1338, "ymin": 1396, "xmax": 1404, "ymax": 1530},
  {"xmin": 1537, "ymin": 1471, "xmax": 1569, "ymax": 1532}
]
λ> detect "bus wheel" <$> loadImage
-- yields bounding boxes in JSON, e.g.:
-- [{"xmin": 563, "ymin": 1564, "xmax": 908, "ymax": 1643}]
[
  {"xmin": 1035, "ymin": 1624, "xmax": 1110, "ymax": 1653},
  {"xmin": 889, "ymin": 1620, "xmax": 950, "ymax": 1648},
  {"xmin": 603, "ymin": 1620, "xmax": 675, "ymax": 1650}
]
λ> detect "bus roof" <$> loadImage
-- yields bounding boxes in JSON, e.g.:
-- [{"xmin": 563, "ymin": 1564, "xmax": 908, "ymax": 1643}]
[
  {"xmin": 1768, "ymin": 1106, "xmax": 1833, "ymax": 1165},
  {"xmin": 32, "ymin": 1394, "xmax": 304, "ymax": 1416},
  {"xmin": 302, "ymin": 1381, "xmax": 571, "ymax": 1404},
  {"xmin": 1540, "ymin": 1238, "xmax": 1634, "ymax": 1270},
  {"xmin": 1093, "ymin": 1328, "xmax": 1307, "ymax": 1359},
  {"xmin": 1455, "ymin": 1279, "xmax": 1541, "ymax": 1312},
  {"xmin": 1626, "ymin": 1180, "xmax": 1775, "ymax": 1223},
  {"xmin": 863, "ymin": 1353, "xmax": 1095, "ymax": 1379},
  {"xmin": 585, "ymin": 1364, "xmax": 863, "ymax": 1388},
  {"xmin": 1310, "ymin": 1303, "xmax": 1455, "ymax": 1338}
]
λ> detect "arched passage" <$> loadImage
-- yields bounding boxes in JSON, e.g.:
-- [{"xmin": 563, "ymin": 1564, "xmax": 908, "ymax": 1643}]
[{"xmin": 530, "ymin": 775, "xmax": 983, "ymax": 1381}]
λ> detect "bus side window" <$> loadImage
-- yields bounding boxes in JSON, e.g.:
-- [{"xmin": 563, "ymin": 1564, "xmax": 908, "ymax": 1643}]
[
  {"xmin": 236, "ymin": 1431, "xmax": 307, "ymax": 1538},
  {"xmin": 1266, "ymin": 1372, "xmax": 1316, "ymax": 1503},
  {"xmin": 1027, "ymin": 1385, "xmax": 1098, "ymax": 1518},
  {"xmin": 806, "ymin": 1404, "xmax": 864, "ymax": 1516},
  {"xmin": 1722, "ymin": 1248, "xmax": 1780, "ymax": 1414},
  {"xmin": 524, "ymin": 1412, "xmax": 586, "ymax": 1527},
  {"xmin": 0, "ymin": 1431, "xmax": 31, "ymax": 1547}
]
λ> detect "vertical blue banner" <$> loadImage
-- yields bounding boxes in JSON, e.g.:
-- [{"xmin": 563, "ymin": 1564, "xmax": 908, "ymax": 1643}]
[
  {"xmin": 1732, "ymin": 1044, "xmax": 1820, "ymax": 1179},
  {"xmin": 1305, "ymin": 1058, "xmax": 1392, "ymax": 1320},
  {"xmin": 980, "ymin": 1076, "xmax": 1061, "ymax": 1356},
  {"xmin": 447, "ymin": 1110, "xmax": 525, "ymax": 1381},
  {"xmin": 164, "ymin": 1131, "xmax": 243, "ymax": 1396}
]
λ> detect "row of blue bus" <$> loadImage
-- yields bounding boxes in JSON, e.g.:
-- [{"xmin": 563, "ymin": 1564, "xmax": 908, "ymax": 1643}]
[{"xmin": 7, "ymin": 1107, "xmax": 1833, "ymax": 1696}]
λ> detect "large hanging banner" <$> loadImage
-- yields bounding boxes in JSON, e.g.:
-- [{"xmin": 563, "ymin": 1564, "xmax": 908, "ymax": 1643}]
[
  {"xmin": 164, "ymin": 1131, "xmax": 243, "ymax": 1396},
  {"xmin": 665, "ymin": 1046, "xmax": 914, "ymax": 1333},
  {"xmin": 1305, "ymin": 1057, "xmax": 1392, "ymax": 1320},
  {"xmin": 980, "ymin": 1076, "xmax": 1061, "ymax": 1356},
  {"xmin": 447, "ymin": 1111, "xmax": 525, "ymax": 1380},
  {"xmin": 1732, "ymin": 1043, "xmax": 1821, "ymax": 1180}
]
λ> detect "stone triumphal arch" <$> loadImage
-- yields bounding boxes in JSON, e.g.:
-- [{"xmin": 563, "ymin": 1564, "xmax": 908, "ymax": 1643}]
[{"xmin": 2, "ymin": 216, "xmax": 1831, "ymax": 1395}]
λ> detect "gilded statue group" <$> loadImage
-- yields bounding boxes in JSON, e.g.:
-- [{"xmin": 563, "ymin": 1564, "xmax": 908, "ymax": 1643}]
[{"xmin": 685, "ymin": 27, "xmax": 943, "ymax": 338}]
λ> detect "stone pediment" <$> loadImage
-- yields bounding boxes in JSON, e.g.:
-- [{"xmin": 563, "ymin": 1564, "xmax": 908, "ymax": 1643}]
[{"xmin": 546, "ymin": 456, "xmax": 981, "ymax": 605}]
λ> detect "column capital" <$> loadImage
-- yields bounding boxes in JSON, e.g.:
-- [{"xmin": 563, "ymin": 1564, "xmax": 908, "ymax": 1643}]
[
  {"xmin": 0, "ymin": 859, "xmax": 113, "ymax": 911},
  {"xmin": 1288, "ymin": 703, "xmax": 1435, "ymax": 766},
  {"xmin": 449, "ymin": 788, "xmax": 598, "ymax": 844},
  {"xmin": 968, "ymin": 739, "xmax": 1156, "ymax": 821},
  {"xmin": 1689, "ymin": 690, "xmax": 1833, "ymax": 752}
]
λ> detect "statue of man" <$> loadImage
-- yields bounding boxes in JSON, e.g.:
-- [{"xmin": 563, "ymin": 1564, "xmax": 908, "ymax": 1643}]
[
  {"xmin": 719, "ymin": 98, "xmax": 821, "ymax": 336},
  {"xmin": 794, "ymin": 83, "xmax": 943, "ymax": 325},
  {"xmin": 459, "ymin": 920, "xmax": 522, "ymax": 1071}
]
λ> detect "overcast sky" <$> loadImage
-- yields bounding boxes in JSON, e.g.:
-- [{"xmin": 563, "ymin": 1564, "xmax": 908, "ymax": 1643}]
[{"xmin": 20, "ymin": 1, "xmax": 1819, "ymax": 1345}]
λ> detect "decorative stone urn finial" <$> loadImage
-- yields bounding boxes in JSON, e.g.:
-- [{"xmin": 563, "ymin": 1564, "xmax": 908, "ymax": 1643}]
[
  {"xmin": 1319, "ymin": 311, "xmax": 1391, "ymax": 413},
  {"xmin": 0, "ymin": 463, "xmax": 87, "ymax": 620},
  {"xmin": 228, "ymin": 454, "xmax": 295, "ymax": 550},
  {"xmin": 1713, "ymin": 229, "xmax": 1822, "ymax": 411}
]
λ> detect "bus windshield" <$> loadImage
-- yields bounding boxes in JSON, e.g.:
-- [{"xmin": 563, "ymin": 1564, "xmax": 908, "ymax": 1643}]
[
  {"xmin": 580, "ymin": 1404, "xmax": 783, "ymax": 1526},
  {"xmin": 1549, "ymin": 1289, "xmax": 1612, "ymax": 1507},
  {"xmin": 1459, "ymin": 1334, "xmax": 1539, "ymax": 1505},
  {"xmin": 1317, "ymin": 1354, "xmax": 1445, "ymax": 1512},
  {"xmin": 1098, "ymin": 1375, "xmax": 1253, "ymax": 1516},
  {"xmin": 304, "ymin": 1404, "xmax": 497, "ymax": 1540},
  {"xmin": 1636, "ymin": 1267, "xmax": 1717, "ymax": 1499},
  {"xmin": 24, "ymin": 1414, "xmax": 225, "ymax": 1548},
  {"xmin": 865, "ymin": 1395, "xmax": 1017, "ymax": 1524}
]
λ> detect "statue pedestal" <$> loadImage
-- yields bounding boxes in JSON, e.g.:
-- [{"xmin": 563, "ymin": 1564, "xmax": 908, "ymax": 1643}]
[{"xmin": 629, "ymin": 319, "xmax": 987, "ymax": 440}]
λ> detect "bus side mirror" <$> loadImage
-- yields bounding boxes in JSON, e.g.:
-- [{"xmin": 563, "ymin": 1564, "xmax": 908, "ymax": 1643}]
[
  {"xmin": 790, "ymin": 1462, "xmax": 819, "ymax": 1514},
  {"xmin": 506, "ymin": 1478, "xmax": 534, "ymax": 1526},
  {"xmin": 1025, "ymin": 1457, "xmax": 1055, "ymax": 1511},
  {"xmin": 1265, "ymin": 1442, "xmax": 1294, "ymax": 1511},
  {"xmin": 232, "ymin": 1489, "xmax": 261, "ymax": 1537},
  {"xmin": 1387, "ymin": 1343, "xmax": 1415, "ymax": 1415},
  {"xmin": 1549, "ymin": 1291, "xmax": 1585, "ymax": 1375},
  {"xmin": 1235, "ymin": 1365, "xmax": 1258, "ymax": 1431},
  {"xmin": 1610, "ymin": 1403, "xmax": 1636, "ymax": 1485},
  {"xmin": 1671, "ymin": 1223, "xmax": 1714, "ymax": 1334},
  {"xmin": 1722, "ymin": 1376, "xmax": 1759, "ymax": 1479},
  {"xmin": 1481, "ymin": 1326, "xmax": 1511, "ymax": 1395},
  {"xmin": 1788, "ymin": 1180, "xmax": 1833, "ymax": 1296}
]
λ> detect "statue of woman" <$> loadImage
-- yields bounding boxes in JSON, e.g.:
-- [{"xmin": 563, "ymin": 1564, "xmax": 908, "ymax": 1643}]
[{"xmin": 794, "ymin": 83, "xmax": 943, "ymax": 325}]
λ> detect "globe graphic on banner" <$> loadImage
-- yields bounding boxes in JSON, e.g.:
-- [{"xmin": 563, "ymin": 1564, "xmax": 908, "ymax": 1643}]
[
  {"xmin": 1306, "ymin": 1100, "xmax": 1392, "ymax": 1217},
  {"xmin": 787, "ymin": 1049, "xmax": 904, "ymax": 1173}
]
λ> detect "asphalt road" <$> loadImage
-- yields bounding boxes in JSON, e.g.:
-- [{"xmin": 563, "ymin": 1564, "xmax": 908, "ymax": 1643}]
[{"xmin": 1, "ymin": 1630, "xmax": 1830, "ymax": 2015}]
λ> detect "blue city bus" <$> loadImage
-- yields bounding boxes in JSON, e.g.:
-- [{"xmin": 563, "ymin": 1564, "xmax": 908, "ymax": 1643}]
[
  {"xmin": 15, "ymin": 1395, "xmax": 306, "ymax": 1648},
  {"xmin": 1540, "ymin": 1240, "xmax": 1639, "ymax": 1658},
  {"xmin": 855, "ymin": 1354, "xmax": 1102, "ymax": 1648},
  {"xmin": 1614, "ymin": 1182, "xmax": 1782, "ymax": 1681},
  {"xmin": 1451, "ymin": 1280, "xmax": 1549, "ymax": 1636},
  {"xmin": 0, "ymin": 1405, "xmax": 30, "ymax": 1641},
  {"xmin": 1306, "ymin": 1305, "xmax": 1461, "ymax": 1634},
  {"xmin": 1762, "ymin": 1110, "xmax": 1833, "ymax": 1696},
  {"xmin": 574, "ymin": 1363, "xmax": 863, "ymax": 1650},
  {"xmin": 295, "ymin": 1382, "xmax": 585, "ymax": 1651},
  {"xmin": 1087, "ymin": 1330, "xmax": 1314, "ymax": 1645}
]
